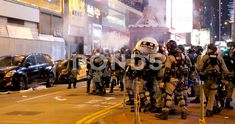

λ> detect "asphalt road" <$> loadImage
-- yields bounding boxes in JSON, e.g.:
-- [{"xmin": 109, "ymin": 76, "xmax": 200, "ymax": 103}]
[
  {"xmin": 0, "ymin": 82, "xmax": 125, "ymax": 124},
  {"xmin": 0, "ymin": 82, "xmax": 235, "ymax": 124}
]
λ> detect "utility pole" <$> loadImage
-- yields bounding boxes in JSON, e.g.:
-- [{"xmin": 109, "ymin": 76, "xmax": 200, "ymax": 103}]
[
  {"xmin": 233, "ymin": 0, "xmax": 235, "ymax": 40},
  {"xmin": 219, "ymin": 0, "xmax": 221, "ymax": 41}
]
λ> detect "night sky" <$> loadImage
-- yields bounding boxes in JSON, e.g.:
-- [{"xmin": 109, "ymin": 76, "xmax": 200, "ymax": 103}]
[{"xmin": 202, "ymin": 0, "xmax": 233, "ymax": 41}]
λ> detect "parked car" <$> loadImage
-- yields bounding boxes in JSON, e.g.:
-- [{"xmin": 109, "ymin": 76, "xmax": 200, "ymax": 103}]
[
  {"xmin": 0, "ymin": 53, "xmax": 55, "ymax": 90},
  {"xmin": 55, "ymin": 57, "xmax": 87, "ymax": 83}
]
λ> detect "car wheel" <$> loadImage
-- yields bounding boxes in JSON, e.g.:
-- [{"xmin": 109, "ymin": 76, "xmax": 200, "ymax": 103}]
[
  {"xmin": 47, "ymin": 72, "xmax": 55, "ymax": 87},
  {"xmin": 15, "ymin": 76, "xmax": 27, "ymax": 90}
]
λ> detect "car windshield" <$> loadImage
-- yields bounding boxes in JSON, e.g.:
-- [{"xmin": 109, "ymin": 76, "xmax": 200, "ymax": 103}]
[{"xmin": 0, "ymin": 56, "xmax": 25, "ymax": 66}]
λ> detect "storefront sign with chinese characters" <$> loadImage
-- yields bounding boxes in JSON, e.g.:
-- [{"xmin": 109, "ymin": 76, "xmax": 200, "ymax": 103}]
[{"xmin": 86, "ymin": 4, "xmax": 101, "ymax": 19}]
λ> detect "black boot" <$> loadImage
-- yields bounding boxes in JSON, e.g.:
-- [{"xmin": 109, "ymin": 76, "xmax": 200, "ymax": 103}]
[
  {"xmin": 190, "ymin": 97, "xmax": 200, "ymax": 103},
  {"xmin": 181, "ymin": 112, "xmax": 187, "ymax": 119},
  {"xmin": 87, "ymin": 79, "xmax": 91, "ymax": 93},
  {"xmin": 213, "ymin": 106, "xmax": 223, "ymax": 114},
  {"xmin": 109, "ymin": 80, "xmax": 115, "ymax": 93},
  {"xmin": 67, "ymin": 83, "xmax": 72, "ymax": 89},
  {"xmin": 126, "ymin": 95, "xmax": 134, "ymax": 105},
  {"xmin": 86, "ymin": 87, "xmax": 90, "ymax": 93},
  {"xmin": 150, "ymin": 107, "xmax": 162, "ymax": 113},
  {"xmin": 206, "ymin": 110, "xmax": 213, "ymax": 117},
  {"xmin": 169, "ymin": 109, "xmax": 177, "ymax": 115},
  {"xmin": 157, "ymin": 111, "xmax": 169, "ymax": 120},
  {"xmin": 130, "ymin": 105, "xmax": 135, "ymax": 112},
  {"xmin": 225, "ymin": 101, "xmax": 233, "ymax": 109},
  {"xmin": 155, "ymin": 107, "xmax": 162, "ymax": 113},
  {"xmin": 120, "ymin": 82, "xmax": 124, "ymax": 91},
  {"xmin": 73, "ymin": 83, "xmax": 77, "ymax": 88}
]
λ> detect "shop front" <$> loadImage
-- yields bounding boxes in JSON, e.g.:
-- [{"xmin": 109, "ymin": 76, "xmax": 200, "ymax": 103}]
[
  {"xmin": 85, "ymin": 0, "xmax": 103, "ymax": 55},
  {"xmin": 102, "ymin": 8, "xmax": 130, "ymax": 50}
]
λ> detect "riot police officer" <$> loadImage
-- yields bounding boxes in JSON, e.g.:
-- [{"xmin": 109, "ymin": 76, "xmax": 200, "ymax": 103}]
[
  {"xmin": 222, "ymin": 42, "xmax": 235, "ymax": 109},
  {"xmin": 86, "ymin": 57, "xmax": 92, "ymax": 93},
  {"xmin": 110, "ymin": 50, "xmax": 124, "ymax": 93},
  {"xmin": 125, "ymin": 37, "xmax": 163, "ymax": 112},
  {"xmin": 191, "ymin": 46, "xmax": 204, "ymax": 103},
  {"xmin": 67, "ymin": 57, "xmax": 80, "ymax": 89},
  {"xmin": 177, "ymin": 45, "xmax": 192, "ymax": 104},
  {"xmin": 90, "ymin": 53, "xmax": 107, "ymax": 96},
  {"xmin": 157, "ymin": 40, "xmax": 187, "ymax": 120},
  {"xmin": 198, "ymin": 43, "xmax": 230, "ymax": 117}
]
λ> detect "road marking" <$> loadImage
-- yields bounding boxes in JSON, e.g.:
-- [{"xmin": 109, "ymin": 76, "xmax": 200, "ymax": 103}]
[
  {"xmin": 76, "ymin": 103, "xmax": 122, "ymax": 124},
  {"xmin": 16, "ymin": 91, "xmax": 61, "ymax": 103},
  {"xmin": 103, "ymin": 97, "xmax": 116, "ymax": 100},
  {"xmin": 84, "ymin": 99, "xmax": 103, "ymax": 104},
  {"xmin": 85, "ymin": 108, "xmax": 114, "ymax": 124},
  {"xmin": 73, "ymin": 104, "xmax": 88, "ymax": 109},
  {"xmin": 0, "ymin": 120, "xmax": 30, "ymax": 123},
  {"xmin": 54, "ymin": 96, "xmax": 67, "ymax": 101}
]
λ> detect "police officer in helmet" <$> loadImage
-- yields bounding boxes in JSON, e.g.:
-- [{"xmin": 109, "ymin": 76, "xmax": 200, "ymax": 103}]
[
  {"xmin": 222, "ymin": 42, "xmax": 235, "ymax": 109},
  {"xmin": 198, "ymin": 43, "xmax": 230, "ymax": 117},
  {"xmin": 157, "ymin": 40, "xmax": 187, "ymax": 120}
]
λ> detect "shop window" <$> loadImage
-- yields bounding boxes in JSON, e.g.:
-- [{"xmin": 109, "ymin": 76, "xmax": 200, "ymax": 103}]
[
  {"xmin": 39, "ymin": 13, "xmax": 62, "ymax": 36},
  {"xmin": 40, "ymin": 13, "xmax": 51, "ymax": 35},
  {"xmin": 7, "ymin": 17, "xmax": 24, "ymax": 25}
]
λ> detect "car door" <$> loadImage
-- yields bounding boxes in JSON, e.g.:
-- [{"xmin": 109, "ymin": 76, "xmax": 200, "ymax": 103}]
[
  {"xmin": 22, "ymin": 55, "xmax": 38, "ymax": 83},
  {"xmin": 36, "ymin": 54, "xmax": 55, "ymax": 82},
  {"xmin": 35, "ymin": 54, "xmax": 48, "ymax": 82}
]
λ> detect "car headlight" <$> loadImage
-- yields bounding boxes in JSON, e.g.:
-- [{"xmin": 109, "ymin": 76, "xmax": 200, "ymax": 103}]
[{"xmin": 5, "ymin": 70, "xmax": 16, "ymax": 78}]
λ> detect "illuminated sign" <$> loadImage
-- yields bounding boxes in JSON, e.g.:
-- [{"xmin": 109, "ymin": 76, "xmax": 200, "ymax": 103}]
[
  {"xmin": 103, "ymin": 9, "xmax": 126, "ymax": 29},
  {"xmin": 86, "ymin": 4, "xmax": 101, "ymax": 19},
  {"xmin": 69, "ymin": 0, "xmax": 85, "ymax": 16},
  {"xmin": 167, "ymin": 0, "xmax": 193, "ymax": 33},
  {"xmin": 106, "ymin": 15, "xmax": 125, "ymax": 27},
  {"xmin": 191, "ymin": 29, "xmax": 210, "ymax": 46},
  {"xmin": 87, "ymin": 4, "xmax": 94, "ymax": 17},
  {"xmin": 69, "ymin": 0, "xmax": 86, "ymax": 30},
  {"xmin": 93, "ymin": 23, "xmax": 102, "ymax": 38},
  {"xmin": 95, "ymin": 8, "xmax": 101, "ymax": 18}
]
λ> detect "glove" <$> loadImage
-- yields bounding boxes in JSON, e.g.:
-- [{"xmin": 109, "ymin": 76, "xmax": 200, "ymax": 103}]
[
  {"xmin": 162, "ymin": 74, "xmax": 170, "ymax": 83},
  {"xmin": 199, "ymin": 72, "xmax": 206, "ymax": 81},
  {"xmin": 163, "ymin": 67, "xmax": 171, "ymax": 83}
]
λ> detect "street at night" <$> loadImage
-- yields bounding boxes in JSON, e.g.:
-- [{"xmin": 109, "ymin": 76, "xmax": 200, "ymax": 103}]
[
  {"xmin": 1, "ymin": 0, "xmax": 235, "ymax": 124},
  {"xmin": 0, "ymin": 82, "xmax": 235, "ymax": 124}
]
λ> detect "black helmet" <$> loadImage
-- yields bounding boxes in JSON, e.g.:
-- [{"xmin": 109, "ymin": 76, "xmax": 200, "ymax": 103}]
[
  {"xmin": 195, "ymin": 46, "xmax": 203, "ymax": 54},
  {"xmin": 207, "ymin": 43, "xmax": 217, "ymax": 53},
  {"xmin": 227, "ymin": 42, "xmax": 235, "ymax": 47},
  {"xmin": 120, "ymin": 47, "xmax": 126, "ymax": 54},
  {"xmin": 166, "ymin": 40, "xmax": 177, "ymax": 54},
  {"xmin": 178, "ymin": 45, "xmax": 185, "ymax": 52}
]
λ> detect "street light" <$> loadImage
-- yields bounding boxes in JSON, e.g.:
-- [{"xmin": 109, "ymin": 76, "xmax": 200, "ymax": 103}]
[{"xmin": 224, "ymin": 21, "xmax": 228, "ymax": 25}]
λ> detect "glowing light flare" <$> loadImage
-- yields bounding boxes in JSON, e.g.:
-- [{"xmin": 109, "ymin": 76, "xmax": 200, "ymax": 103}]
[{"xmin": 167, "ymin": 0, "xmax": 193, "ymax": 33}]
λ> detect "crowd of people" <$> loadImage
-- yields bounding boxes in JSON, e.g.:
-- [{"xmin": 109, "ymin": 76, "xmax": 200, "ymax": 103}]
[{"xmin": 84, "ymin": 37, "xmax": 235, "ymax": 120}]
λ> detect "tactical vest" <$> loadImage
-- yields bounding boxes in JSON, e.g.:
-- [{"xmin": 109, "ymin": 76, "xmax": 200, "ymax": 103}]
[
  {"xmin": 223, "ymin": 51, "xmax": 235, "ymax": 71},
  {"xmin": 203, "ymin": 54, "xmax": 221, "ymax": 72},
  {"xmin": 170, "ymin": 52, "xmax": 186, "ymax": 78},
  {"xmin": 202, "ymin": 54, "xmax": 223, "ymax": 82}
]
